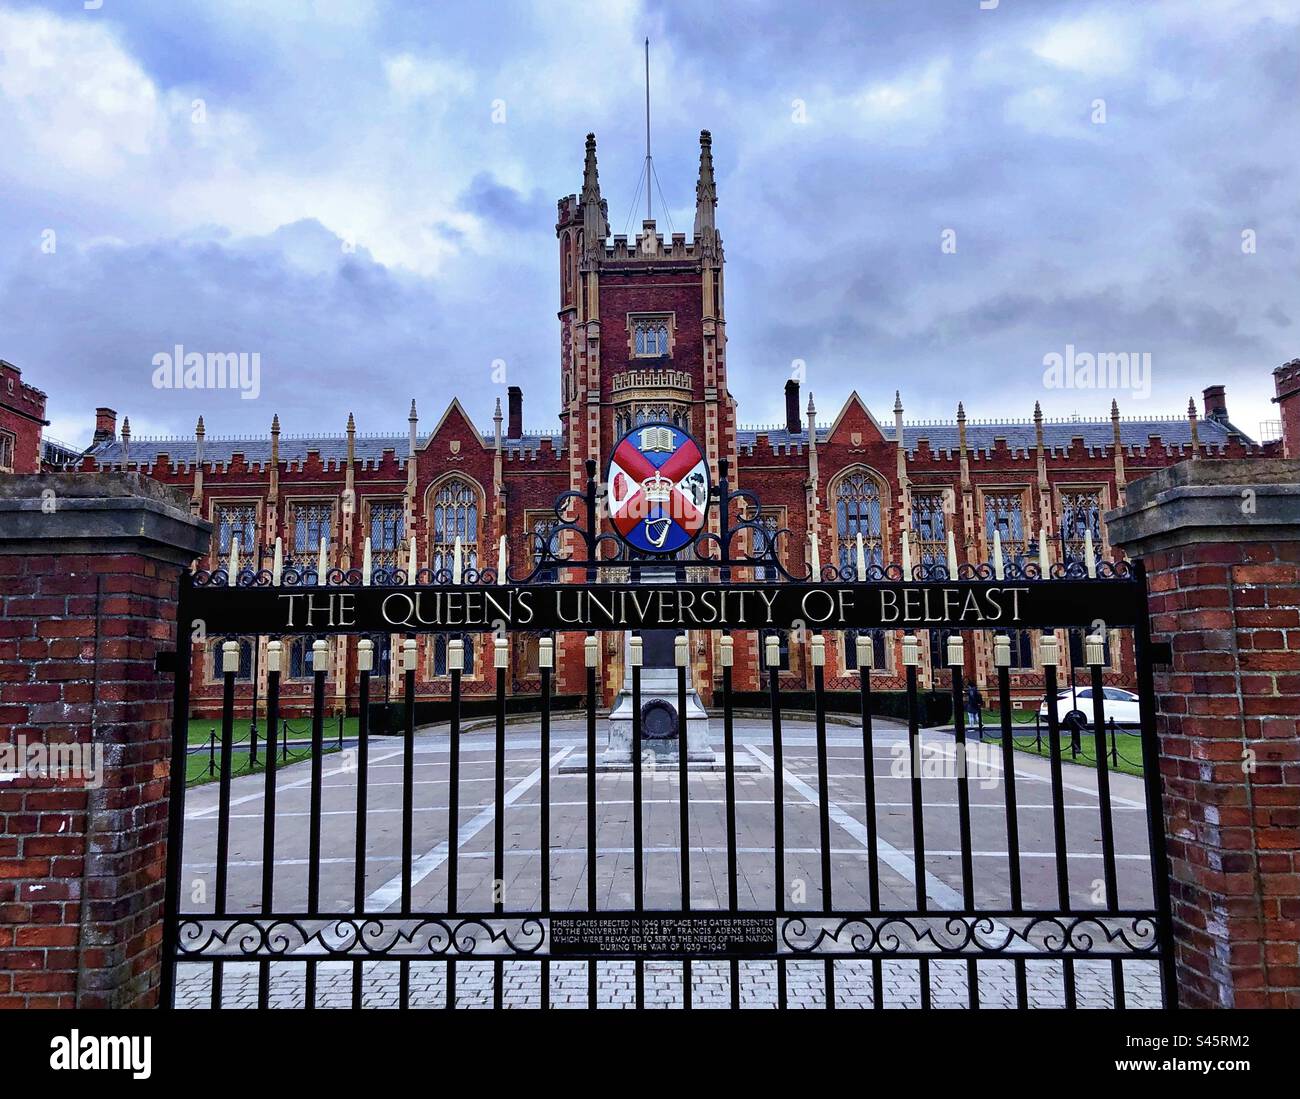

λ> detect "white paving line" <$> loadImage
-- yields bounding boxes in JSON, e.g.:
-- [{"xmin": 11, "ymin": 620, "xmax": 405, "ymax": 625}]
[
  {"xmin": 363, "ymin": 747, "xmax": 573, "ymax": 912},
  {"xmin": 185, "ymin": 749, "xmax": 405, "ymax": 820},
  {"xmin": 746, "ymin": 743, "xmax": 1050, "ymax": 955},
  {"xmin": 745, "ymin": 744, "xmax": 965, "ymax": 910}
]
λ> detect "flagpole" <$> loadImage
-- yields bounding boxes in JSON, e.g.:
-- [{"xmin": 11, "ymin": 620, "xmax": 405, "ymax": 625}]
[{"xmin": 645, "ymin": 37, "xmax": 652, "ymax": 221}]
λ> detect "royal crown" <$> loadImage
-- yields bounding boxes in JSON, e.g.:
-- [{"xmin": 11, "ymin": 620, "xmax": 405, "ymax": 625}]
[{"xmin": 642, "ymin": 471, "xmax": 673, "ymax": 503}]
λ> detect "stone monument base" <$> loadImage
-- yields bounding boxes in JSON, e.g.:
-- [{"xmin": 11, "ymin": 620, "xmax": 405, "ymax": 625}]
[{"xmin": 557, "ymin": 667, "xmax": 760, "ymax": 774}]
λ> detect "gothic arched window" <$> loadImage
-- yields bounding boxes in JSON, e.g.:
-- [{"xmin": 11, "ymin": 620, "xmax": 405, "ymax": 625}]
[
  {"xmin": 430, "ymin": 479, "xmax": 480, "ymax": 576},
  {"xmin": 833, "ymin": 469, "xmax": 885, "ymax": 572}
]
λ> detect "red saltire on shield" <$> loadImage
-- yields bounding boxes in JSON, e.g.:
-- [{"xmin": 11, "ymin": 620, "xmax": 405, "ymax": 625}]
[{"xmin": 607, "ymin": 426, "xmax": 708, "ymax": 553}]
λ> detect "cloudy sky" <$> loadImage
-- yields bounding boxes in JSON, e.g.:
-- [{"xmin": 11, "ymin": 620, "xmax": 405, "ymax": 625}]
[{"xmin": 1, "ymin": 0, "xmax": 1296, "ymax": 448}]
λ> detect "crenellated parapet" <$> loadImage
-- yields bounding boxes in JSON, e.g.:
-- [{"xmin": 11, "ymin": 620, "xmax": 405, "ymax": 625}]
[{"xmin": 610, "ymin": 368, "xmax": 693, "ymax": 395}]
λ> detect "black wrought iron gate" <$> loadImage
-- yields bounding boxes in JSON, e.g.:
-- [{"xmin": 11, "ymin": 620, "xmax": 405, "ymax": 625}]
[{"xmin": 160, "ymin": 464, "xmax": 1176, "ymax": 1009}]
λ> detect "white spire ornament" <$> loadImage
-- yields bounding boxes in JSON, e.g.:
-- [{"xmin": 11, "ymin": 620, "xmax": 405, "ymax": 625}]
[{"xmin": 362, "ymin": 536, "xmax": 372, "ymax": 587}]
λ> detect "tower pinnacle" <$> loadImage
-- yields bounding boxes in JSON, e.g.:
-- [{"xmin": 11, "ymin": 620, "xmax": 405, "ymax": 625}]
[{"xmin": 580, "ymin": 133, "xmax": 608, "ymax": 254}]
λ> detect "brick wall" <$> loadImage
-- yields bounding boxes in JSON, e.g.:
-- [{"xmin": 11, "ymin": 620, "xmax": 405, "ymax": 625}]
[
  {"xmin": 1109, "ymin": 457, "xmax": 1300, "ymax": 1009},
  {"xmin": 0, "ymin": 473, "xmax": 209, "ymax": 1008},
  {"xmin": 1145, "ymin": 541, "xmax": 1300, "ymax": 1007},
  {"xmin": 0, "ymin": 552, "xmax": 182, "ymax": 1007}
]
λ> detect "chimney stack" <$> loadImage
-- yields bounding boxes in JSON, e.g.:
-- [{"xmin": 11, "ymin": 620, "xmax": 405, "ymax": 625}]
[
  {"xmin": 785, "ymin": 379, "xmax": 801, "ymax": 435},
  {"xmin": 1273, "ymin": 359, "xmax": 1300, "ymax": 459},
  {"xmin": 93, "ymin": 407, "xmax": 117, "ymax": 443},
  {"xmin": 507, "ymin": 385, "xmax": 523, "ymax": 440},
  {"xmin": 1202, "ymin": 384, "xmax": 1228, "ymax": 423}
]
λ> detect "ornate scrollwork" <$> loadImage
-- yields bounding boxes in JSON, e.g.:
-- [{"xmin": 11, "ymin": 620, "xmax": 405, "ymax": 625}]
[
  {"xmin": 177, "ymin": 916, "xmax": 547, "ymax": 959},
  {"xmin": 778, "ymin": 913, "xmax": 1160, "ymax": 957}
]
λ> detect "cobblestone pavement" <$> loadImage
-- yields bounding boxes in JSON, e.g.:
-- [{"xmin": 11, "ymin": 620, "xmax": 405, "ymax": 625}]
[
  {"xmin": 176, "ymin": 958, "xmax": 1161, "ymax": 1009},
  {"xmin": 175, "ymin": 718, "xmax": 1164, "ymax": 1010}
]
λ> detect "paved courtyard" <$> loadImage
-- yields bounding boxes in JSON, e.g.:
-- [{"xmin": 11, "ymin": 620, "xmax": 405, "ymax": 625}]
[{"xmin": 175, "ymin": 715, "xmax": 1162, "ymax": 1008}]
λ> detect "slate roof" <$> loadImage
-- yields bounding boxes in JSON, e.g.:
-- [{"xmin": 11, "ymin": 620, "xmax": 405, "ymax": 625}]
[
  {"xmin": 85, "ymin": 430, "xmax": 564, "ymax": 467},
  {"xmin": 737, "ymin": 414, "xmax": 1255, "ymax": 456},
  {"xmin": 85, "ymin": 411, "xmax": 1254, "ymax": 467}
]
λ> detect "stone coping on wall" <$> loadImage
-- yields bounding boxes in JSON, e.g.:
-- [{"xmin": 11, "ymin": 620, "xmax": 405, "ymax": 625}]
[
  {"xmin": 0, "ymin": 471, "xmax": 211, "ymax": 565},
  {"xmin": 1106, "ymin": 458, "xmax": 1300, "ymax": 557}
]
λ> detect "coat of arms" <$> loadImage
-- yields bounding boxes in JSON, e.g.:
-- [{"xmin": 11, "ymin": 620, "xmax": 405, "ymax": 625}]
[{"xmin": 607, "ymin": 423, "xmax": 710, "ymax": 553}]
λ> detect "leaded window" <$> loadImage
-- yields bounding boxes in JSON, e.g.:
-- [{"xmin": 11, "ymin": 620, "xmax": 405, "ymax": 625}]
[
  {"xmin": 911, "ymin": 493, "xmax": 946, "ymax": 568},
  {"xmin": 531, "ymin": 517, "xmax": 560, "ymax": 582},
  {"xmin": 1060, "ymin": 491, "xmax": 1102, "ymax": 567},
  {"xmin": 632, "ymin": 316, "xmax": 671, "ymax": 357},
  {"xmin": 433, "ymin": 633, "xmax": 476, "ymax": 676},
  {"xmin": 211, "ymin": 637, "xmax": 253, "ymax": 681},
  {"xmin": 288, "ymin": 636, "xmax": 328, "ymax": 679},
  {"xmin": 929, "ymin": 628, "xmax": 959, "ymax": 673},
  {"xmin": 292, "ymin": 502, "xmax": 332, "ymax": 555},
  {"xmin": 844, "ymin": 629, "xmax": 888, "ymax": 672},
  {"xmin": 834, "ymin": 470, "xmax": 884, "ymax": 572},
  {"xmin": 430, "ymin": 480, "xmax": 479, "ymax": 575},
  {"xmin": 996, "ymin": 628, "xmax": 1036, "ymax": 670},
  {"xmin": 369, "ymin": 500, "xmax": 404, "ymax": 578},
  {"xmin": 215, "ymin": 503, "xmax": 257, "ymax": 556},
  {"xmin": 754, "ymin": 511, "xmax": 782, "ymax": 582},
  {"xmin": 983, "ymin": 492, "xmax": 1029, "ymax": 571}
]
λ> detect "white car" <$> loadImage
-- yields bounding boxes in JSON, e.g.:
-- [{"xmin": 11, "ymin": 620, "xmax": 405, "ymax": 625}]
[{"xmin": 1037, "ymin": 687, "xmax": 1141, "ymax": 727}]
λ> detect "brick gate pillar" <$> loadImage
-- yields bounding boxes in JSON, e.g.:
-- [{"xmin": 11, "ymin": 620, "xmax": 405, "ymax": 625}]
[
  {"xmin": 1108, "ymin": 458, "xmax": 1300, "ymax": 1008},
  {"xmin": 0, "ymin": 474, "xmax": 210, "ymax": 1008}
]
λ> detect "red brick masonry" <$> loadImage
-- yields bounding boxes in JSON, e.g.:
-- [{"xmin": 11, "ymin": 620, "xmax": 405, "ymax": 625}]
[
  {"xmin": 1109, "ymin": 458, "xmax": 1300, "ymax": 1008},
  {"xmin": 0, "ymin": 553, "xmax": 182, "ymax": 1007},
  {"xmin": 1146, "ymin": 542, "xmax": 1300, "ymax": 1007},
  {"xmin": 0, "ymin": 474, "xmax": 208, "ymax": 1007}
]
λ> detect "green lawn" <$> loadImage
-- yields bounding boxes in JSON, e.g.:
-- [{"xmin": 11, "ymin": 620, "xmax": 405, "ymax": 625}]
[
  {"xmin": 183, "ymin": 716, "xmax": 356, "ymax": 788},
  {"xmin": 965, "ymin": 710, "xmax": 1145, "ymax": 777},
  {"xmin": 185, "ymin": 715, "xmax": 359, "ymax": 745},
  {"xmin": 185, "ymin": 743, "xmax": 340, "ymax": 787}
]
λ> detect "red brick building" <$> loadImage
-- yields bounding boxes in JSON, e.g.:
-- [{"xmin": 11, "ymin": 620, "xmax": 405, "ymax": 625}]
[
  {"xmin": 64, "ymin": 132, "xmax": 1295, "ymax": 717},
  {"xmin": 0, "ymin": 360, "xmax": 48, "ymax": 476}
]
